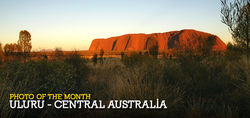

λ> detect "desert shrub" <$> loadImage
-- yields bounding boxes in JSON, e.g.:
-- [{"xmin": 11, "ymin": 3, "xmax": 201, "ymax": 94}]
[
  {"xmin": 87, "ymin": 57, "xmax": 184, "ymax": 117},
  {"xmin": 99, "ymin": 49, "xmax": 104, "ymax": 64},
  {"xmin": 0, "ymin": 58, "xmax": 90, "ymax": 117},
  {"xmin": 0, "ymin": 44, "xmax": 250, "ymax": 117},
  {"xmin": 162, "ymin": 48, "xmax": 250, "ymax": 118},
  {"xmin": 0, "ymin": 60, "xmax": 89, "ymax": 93},
  {"xmin": 64, "ymin": 51, "xmax": 89, "ymax": 89},
  {"xmin": 120, "ymin": 51, "xmax": 125, "ymax": 61},
  {"xmin": 114, "ymin": 46, "xmax": 250, "ymax": 117},
  {"xmin": 122, "ymin": 52, "xmax": 154, "ymax": 67},
  {"xmin": 53, "ymin": 47, "xmax": 64, "ymax": 60},
  {"xmin": 149, "ymin": 44, "xmax": 159, "ymax": 58},
  {"xmin": 92, "ymin": 54, "xmax": 98, "ymax": 65}
]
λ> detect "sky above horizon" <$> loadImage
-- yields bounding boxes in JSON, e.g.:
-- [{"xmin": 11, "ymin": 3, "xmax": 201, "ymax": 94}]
[{"xmin": 0, "ymin": 0, "xmax": 232, "ymax": 51}]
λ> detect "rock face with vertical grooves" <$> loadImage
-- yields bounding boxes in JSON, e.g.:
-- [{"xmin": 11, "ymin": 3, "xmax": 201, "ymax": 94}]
[{"xmin": 89, "ymin": 29, "xmax": 227, "ymax": 51}]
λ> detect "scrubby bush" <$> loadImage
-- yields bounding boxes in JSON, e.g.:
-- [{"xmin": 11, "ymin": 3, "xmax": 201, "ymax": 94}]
[
  {"xmin": 0, "ymin": 45, "xmax": 249, "ymax": 117},
  {"xmin": 92, "ymin": 54, "xmax": 98, "ymax": 65},
  {"xmin": 120, "ymin": 51, "xmax": 124, "ymax": 61},
  {"xmin": 53, "ymin": 47, "xmax": 64, "ymax": 60},
  {"xmin": 99, "ymin": 49, "xmax": 104, "ymax": 64},
  {"xmin": 159, "ymin": 47, "xmax": 250, "ymax": 118},
  {"xmin": 65, "ymin": 51, "xmax": 89, "ymax": 89},
  {"xmin": 0, "ymin": 56, "xmax": 89, "ymax": 117},
  {"xmin": 121, "ymin": 52, "xmax": 154, "ymax": 67}
]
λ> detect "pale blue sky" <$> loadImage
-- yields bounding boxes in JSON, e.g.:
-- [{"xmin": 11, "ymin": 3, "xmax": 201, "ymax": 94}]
[{"xmin": 0, "ymin": 0, "xmax": 232, "ymax": 50}]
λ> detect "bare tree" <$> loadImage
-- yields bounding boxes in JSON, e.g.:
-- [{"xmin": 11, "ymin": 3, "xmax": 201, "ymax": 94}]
[
  {"xmin": 221, "ymin": 0, "xmax": 250, "ymax": 52},
  {"xmin": 18, "ymin": 30, "xmax": 32, "ymax": 52}
]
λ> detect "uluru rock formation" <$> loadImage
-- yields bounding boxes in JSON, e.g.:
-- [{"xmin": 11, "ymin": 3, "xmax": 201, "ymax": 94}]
[{"xmin": 89, "ymin": 29, "xmax": 227, "ymax": 51}]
